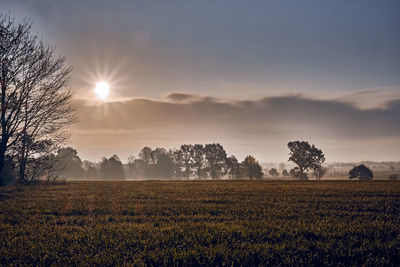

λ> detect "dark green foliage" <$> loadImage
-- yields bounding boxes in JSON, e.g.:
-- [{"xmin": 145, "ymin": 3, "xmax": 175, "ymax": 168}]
[
  {"xmin": 0, "ymin": 181, "xmax": 399, "ymax": 265},
  {"xmin": 349, "ymin": 164, "xmax": 374, "ymax": 180}
]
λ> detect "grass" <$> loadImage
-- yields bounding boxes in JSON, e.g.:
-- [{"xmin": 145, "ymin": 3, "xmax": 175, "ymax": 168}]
[{"xmin": 0, "ymin": 180, "xmax": 399, "ymax": 266}]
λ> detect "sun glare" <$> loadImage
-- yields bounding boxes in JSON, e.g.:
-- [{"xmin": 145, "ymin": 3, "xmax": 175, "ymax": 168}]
[{"xmin": 94, "ymin": 81, "xmax": 110, "ymax": 100}]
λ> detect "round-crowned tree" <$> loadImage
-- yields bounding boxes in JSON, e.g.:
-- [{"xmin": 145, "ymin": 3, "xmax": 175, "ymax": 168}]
[
  {"xmin": 287, "ymin": 141, "xmax": 325, "ymax": 180},
  {"xmin": 349, "ymin": 164, "xmax": 373, "ymax": 180},
  {"xmin": 241, "ymin": 155, "xmax": 263, "ymax": 180}
]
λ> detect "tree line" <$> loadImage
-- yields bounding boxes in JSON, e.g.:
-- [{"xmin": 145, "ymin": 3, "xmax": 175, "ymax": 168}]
[
  {"xmin": 15, "ymin": 140, "xmax": 379, "ymax": 183},
  {"xmin": 0, "ymin": 140, "xmax": 382, "ymax": 184},
  {"xmin": 54, "ymin": 143, "xmax": 264, "ymax": 181}
]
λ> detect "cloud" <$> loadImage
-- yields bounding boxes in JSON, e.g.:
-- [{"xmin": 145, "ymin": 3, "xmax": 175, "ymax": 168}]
[
  {"xmin": 336, "ymin": 86, "xmax": 400, "ymax": 109},
  {"xmin": 71, "ymin": 94, "xmax": 400, "ymax": 162},
  {"xmin": 74, "ymin": 94, "xmax": 400, "ymax": 139},
  {"xmin": 166, "ymin": 93, "xmax": 199, "ymax": 102}
]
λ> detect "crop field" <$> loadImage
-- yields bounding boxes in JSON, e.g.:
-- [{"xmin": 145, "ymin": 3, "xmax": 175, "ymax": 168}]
[{"xmin": 0, "ymin": 181, "xmax": 399, "ymax": 266}]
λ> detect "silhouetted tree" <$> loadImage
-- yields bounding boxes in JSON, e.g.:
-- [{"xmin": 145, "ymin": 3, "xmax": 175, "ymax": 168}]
[
  {"xmin": 204, "ymin": 143, "xmax": 227, "ymax": 179},
  {"xmin": 172, "ymin": 149, "xmax": 184, "ymax": 179},
  {"xmin": 139, "ymin": 147, "xmax": 153, "ymax": 165},
  {"xmin": 154, "ymin": 153, "xmax": 175, "ymax": 179},
  {"xmin": 0, "ymin": 15, "xmax": 76, "ymax": 183},
  {"xmin": 349, "ymin": 164, "xmax": 373, "ymax": 180},
  {"xmin": 82, "ymin": 160, "xmax": 98, "ymax": 179},
  {"xmin": 100, "ymin": 155, "xmax": 124, "ymax": 179},
  {"xmin": 241, "ymin": 155, "xmax": 263, "ymax": 179},
  {"xmin": 388, "ymin": 174, "xmax": 398, "ymax": 180},
  {"xmin": 269, "ymin": 168, "xmax": 279, "ymax": 177},
  {"xmin": 109, "ymin": 155, "xmax": 124, "ymax": 179},
  {"xmin": 55, "ymin": 147, "xmax": 84, "ymax": 179},
  {"xmin": 24, "ymin": 153, "xmax": 62, "ymax": 183},
  {"xmin": 180, "ymin": 144, "xmax": 193, "ymax": 179},
  {"xmin": 129, "ymin": 159, "xmax": 146, "ymax": 178},
  {"xmin": 282, "ymin": 169, "xmax": 289, "ymax": 176},
  {"xmin": 192, "ymin": 144, "xmax": 206, "ymax": 179},
  {"xmin": 288, "ymin": 141, "xmax": 325, "ymax": 180},
  {"xmin": 151, "ymin": 147, "xmax": 168, "ymax": 164},
  {"xmin": 226, "ymin": 155, "xmax": 241, "ymax": 179}
]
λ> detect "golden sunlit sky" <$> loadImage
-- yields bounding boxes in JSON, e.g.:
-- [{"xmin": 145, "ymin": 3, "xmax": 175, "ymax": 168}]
[{"xmin": 1, "ymin": 0, "xmax": 399, "ymax": 162}]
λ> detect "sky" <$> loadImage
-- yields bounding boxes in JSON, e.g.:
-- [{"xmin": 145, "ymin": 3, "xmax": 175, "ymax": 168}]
[{"xmin": 1, "ymin": 0, "xmax": 399, "ymax": 162}]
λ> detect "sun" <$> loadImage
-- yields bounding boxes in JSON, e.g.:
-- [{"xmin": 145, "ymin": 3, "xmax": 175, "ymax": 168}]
[{"xmin": 94, "ymin": 81, "xmax": 110, "ymax": 100}]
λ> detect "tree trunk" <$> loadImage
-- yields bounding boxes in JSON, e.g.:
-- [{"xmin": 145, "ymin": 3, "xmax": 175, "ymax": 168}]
[
  {"xmin": 299, "ymin": 167, "xmax": 307, "ymax": 180},
  {"xmin": 0, "ymin": 146, "xmax": 5, "ymax": 186},
  {"xmin": 18, "ymin": 150, "xmax": 27, "ymax": 182},
  {"xmin": 0, "ymin": 61, "xmax": 7, "ymax": 182}
]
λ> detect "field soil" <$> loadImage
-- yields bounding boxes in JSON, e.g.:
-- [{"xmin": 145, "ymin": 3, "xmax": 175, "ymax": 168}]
[{"xmin": 0, "ymin": 181, "xmax": 399, "ymax": 266}]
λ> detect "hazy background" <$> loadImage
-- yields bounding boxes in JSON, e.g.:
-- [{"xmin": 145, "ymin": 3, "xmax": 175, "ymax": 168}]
[{"xmin": 1, "ymin": 0, "xmax": 399, "ymax": 162}]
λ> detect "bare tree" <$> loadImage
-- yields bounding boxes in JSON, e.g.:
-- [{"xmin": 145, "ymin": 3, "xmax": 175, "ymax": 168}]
[
  {"xmin": 0, "ymin": 15, "xmax": 76, "ymax": 183},
  {"xmin": 24, "ymin": 153, "xmax": 64, "ymax": 183}
]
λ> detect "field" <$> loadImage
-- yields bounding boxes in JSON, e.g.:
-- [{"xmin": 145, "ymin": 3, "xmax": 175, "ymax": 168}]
[{"xmin": 0, "ymin": 181, "xmax": 399, "ymax": 266}]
